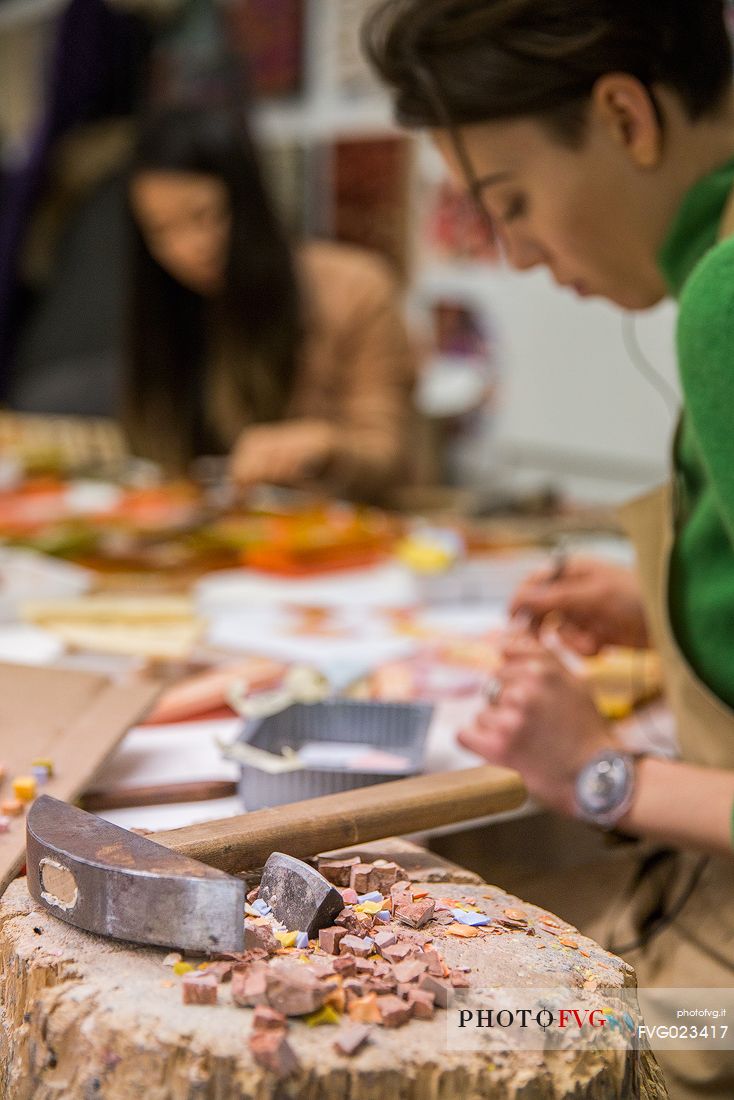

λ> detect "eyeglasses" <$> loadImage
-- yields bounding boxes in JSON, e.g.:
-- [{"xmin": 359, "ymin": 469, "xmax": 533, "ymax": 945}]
[{"xmin": 408, "ymin": 57, "xmax": 499, "ymax": 243}]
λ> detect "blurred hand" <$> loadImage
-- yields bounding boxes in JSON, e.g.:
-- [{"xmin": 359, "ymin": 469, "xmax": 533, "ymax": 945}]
[
  {"xmin": 459, "ymin": 635, "xmax": 616, "ymax": 814},
  {"xmin": 510, "ymin": 556, "xmax": 649, "ymax": 654},
  {"xmin": 230, "ymin": 420, "xmax": 337, "ymax": 488}
]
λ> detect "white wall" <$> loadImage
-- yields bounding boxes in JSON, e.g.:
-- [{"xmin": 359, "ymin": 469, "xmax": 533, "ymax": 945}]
[{"xmin": 418, "ymin": 262, "xmax": 680, "ymax": 504}]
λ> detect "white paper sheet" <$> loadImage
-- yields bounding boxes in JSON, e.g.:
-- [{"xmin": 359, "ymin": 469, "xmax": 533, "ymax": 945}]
[
  {"xmin": 195, "ymin": 562, "xmax": 419, "ymax": 611},
  {"xmin": 97, "ymin": 796, "xmax": 243, "ymax": 832},
  {"xmin": 0, "ymin": 548, "xmax": 90, "ymax": 622},
  {"xmin": 414, "ymin": 605, "xmax": 506, "ymax": 636},
  {"xmin": 207, "ymin": 613, "xmax": 417, "ymax": 677},
  {"xmin": 91, "ymin": 718, "xmax": 242, "ymax": 788},
  {"xmin": 0, "ymin": 624, "xmax": 64, "ymax": 665}
]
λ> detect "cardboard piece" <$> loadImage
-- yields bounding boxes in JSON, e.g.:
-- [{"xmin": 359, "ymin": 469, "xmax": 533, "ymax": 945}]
[{"xmin": 0, "ymin": 662, "xmax": 160, "ymax": 894}]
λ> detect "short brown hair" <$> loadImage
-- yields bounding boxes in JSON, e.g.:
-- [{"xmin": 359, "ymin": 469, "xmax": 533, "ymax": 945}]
[{"xmin": 364, "ymin": 0, "xmax": 733, "ymax": 145}]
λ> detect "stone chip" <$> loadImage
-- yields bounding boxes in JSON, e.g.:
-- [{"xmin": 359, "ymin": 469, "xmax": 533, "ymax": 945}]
[
  {"xmin": 248, "ymin": 1028, "xmax": 300, "ymax": 1079},
  {"xmin": 334, "ymin": 1023, "xmax": 371, "ymax": 1056},
  {"xmin": 182, "ymin": 972, "xmax": 218, "ymax": 1006}
]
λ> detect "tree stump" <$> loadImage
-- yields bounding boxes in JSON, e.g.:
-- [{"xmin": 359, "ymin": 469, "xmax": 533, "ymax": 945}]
[{"xmin": 0, "ymin": 857, "xmax": 668, "ymax": 1100}]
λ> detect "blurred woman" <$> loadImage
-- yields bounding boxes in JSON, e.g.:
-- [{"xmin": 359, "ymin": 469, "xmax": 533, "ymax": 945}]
[{"xmin": 125, "ymin": 105, "xmax": 418, "ymax": 500}]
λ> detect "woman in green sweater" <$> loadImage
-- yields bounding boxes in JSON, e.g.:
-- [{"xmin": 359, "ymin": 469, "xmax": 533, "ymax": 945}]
[{"xmin": 367, "ymin": 2, "xmax": 734, "ymax": 1097}]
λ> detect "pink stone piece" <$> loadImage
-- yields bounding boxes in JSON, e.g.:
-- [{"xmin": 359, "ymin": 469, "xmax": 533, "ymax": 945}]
[
  {"xmin": 182, "ymin": 972, "xmax": 218, "ymax": 1006},
  {"xmin": 334, "ymin": 1023, "xmax": 371, "ymax": 1056},
  {"xmin": 392, "ymin": 957, "xmax": 428, "ymax": 984},
  {"xmin": 248, "ymin": 1028, "xmax": 300, "ymax": 1078},
  {"xmin": 395, "ymin": 899, "xmax": 435, "ymax": 929},
  {"xmin": 318, "ymin": 857, "xmax": 360, "ymax": 887},
  {"xmin": 376, "ymin": 994, "xmax": 411, "ymax": 1029},
  {"xmin": 231, "ymin": 962, "xmax": 269, "ymax": 1008},
  {"xmin": 319, "ymin": 926, "xmax": 347, "ymax": 955}
]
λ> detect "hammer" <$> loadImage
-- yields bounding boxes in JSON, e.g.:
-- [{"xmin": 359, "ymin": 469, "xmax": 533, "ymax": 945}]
[{"xmin": 25, "ymin": 765, "xmax": 525, "ymax": 954}]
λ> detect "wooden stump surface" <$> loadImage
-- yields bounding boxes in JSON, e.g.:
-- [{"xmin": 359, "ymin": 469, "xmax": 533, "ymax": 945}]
[{"xmin": 0, "ymin": 845, "xmax": 669, "ymax": 1100}]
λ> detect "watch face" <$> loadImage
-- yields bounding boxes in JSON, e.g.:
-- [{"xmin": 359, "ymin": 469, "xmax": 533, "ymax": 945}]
[{"xmin": 576, "ymin": 753, "xmax": 631, "ymax": 816}]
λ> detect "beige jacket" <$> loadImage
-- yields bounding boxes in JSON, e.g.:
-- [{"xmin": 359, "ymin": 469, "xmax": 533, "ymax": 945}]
[{"xmin": 211, "ymin": 241, "xmax": 421, "ymax": 502}]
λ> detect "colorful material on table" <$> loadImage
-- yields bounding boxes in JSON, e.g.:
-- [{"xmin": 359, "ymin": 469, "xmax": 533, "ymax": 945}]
[
  {"xmin": 0, "ymin": 801, "xmax": 24, "ymax": 818},
  {"xmin": 0, "ymin": 755, "xmax": 57, "ymax": 833},
  {"xmin": 12, "ymin": 777, "xmax": 37, "ymax": 802},
  {"xmin": 450, "ymin": 908, "xmax": 491, "ymax": 927}
]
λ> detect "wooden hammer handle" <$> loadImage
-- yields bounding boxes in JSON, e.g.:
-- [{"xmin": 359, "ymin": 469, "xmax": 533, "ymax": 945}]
[{"xmin": 151, "ymin": 765, "xmax": 526, "ymax": 874}]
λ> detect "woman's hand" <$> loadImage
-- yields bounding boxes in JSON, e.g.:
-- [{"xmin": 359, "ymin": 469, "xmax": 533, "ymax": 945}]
[
  {"xmin": 230, "ymin": 420, "xmax": 337, "ymax": 488},
  {"xmin": 510, "ymin": 556, "xmax": 649, "ymax": 654},
  {"xmin": 459, "ymin": 635, "xmax": 616, "ymax": 815}
]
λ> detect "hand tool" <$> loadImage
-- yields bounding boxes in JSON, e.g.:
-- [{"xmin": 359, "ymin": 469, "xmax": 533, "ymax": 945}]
[
  {"xmin": 25, "ymin": 764, "xmax": 526, "ymax": 954},
  {"xmin": 481, "ymin": 548, "xmax": 569, "ymax": 704}
]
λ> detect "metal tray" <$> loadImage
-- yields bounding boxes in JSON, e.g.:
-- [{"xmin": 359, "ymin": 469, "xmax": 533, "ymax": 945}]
[{"xmin": 237, "ymin": 699, "xmax": 433, "ymax": 810}]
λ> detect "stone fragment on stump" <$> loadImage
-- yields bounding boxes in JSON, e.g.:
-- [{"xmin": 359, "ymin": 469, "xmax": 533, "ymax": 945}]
[
  {"xmin": 379, "ymin": 943, "xmax": 415, "ymax": 965},
  {"xmin": 334, "ymin": 1023, "xmax": 371, "ymax": 1056},
  {"xmin": 371, "ymin": 959, "xmax": 392, "ymax": 978},
  {"xmin": 182, "ymin": 972, "xmax": 218, "ymax": 1005},
  {"xmin": 343, "ymin": 978, "xmax": 366, "ymax": 1001},
  {"xmin": 253, "ymin": 1005, "xmax": 288, "ymax": 1031},
  {"xmin": 366, "ymin": 977, "xmax": 396, "ymax": 996},
  {"xmin": 372, "ymin": 929, "xmax": 396, "ymax": 951},
  {"xmin": 422, "ymin": 949, "xmax": 446, "ymax": 976},
  {"xmin": 244, "ymin": 920, "xmax": 278, "ymax": 955},
  {"xmin": 407, "ymin": 989, "xmax": 436, "ymax": 1019},
  {"xmin": 248, "ymin": 1028, "xmax": 300, "ymax": 1079},
  {"xmin": 395, "ymin": 928, "xmax": 431, "ymax": 947},
  {"xmin": 390, "ymin": 882, "xmax": 413, "ymax": 908},
  {"xmin": 349, "ymin": 863, "xmax": 378, "ymax": 894},
  {"xmin": 265, "ymin": 959, "xmax": 334, "ymax": 1017},
  {"xmin": 232, "ymin": 962, "xmax": 269, "ymax": 1007},
  {"xmin": 318, "ymin": 926, "xmax": 347, "ymax": 955},
  {"xmin": 395, "ymin": 899, "xmax": 435, "ymax": 929},
  {"xmin": 203, "ymin": 961, "xmax": 235, "ymax": 983},
  {"xmin": 335, "ymin": 908, "xmax": 367, "ymax": 934},
  {"xmin": 417, "ymin": 973, "xmax": 451, "ymax": 1009},
  {"xmin": 318, "ymin": 857, "xmax": 359, "ymax": 886},
  {"xmin": 370, "ymin": 860, "xmax": 406, "ymax": 891},
  {"xmin": 348, "ymin": 993, "xmax": 382, "ymax": 1024},
  {"xmin": 376, "ymin": 995, "xmax": 411, "ymax": 1029},
  {"xmin": 324, "ymin": 985, "xmax": 346, "ymax": 1015},
  {"xmin": 333, "ymin": 955, "xmax": 356, "ymax": 977},
  {"xmin": 308, "ymin": 955, "xmax": 336, "ymax": 979},
  {"xmin": 391, "ymin": 880, "xmax": 412, "ymax": 895},
  {"xmin": 392, "ymin": 957, "xmax": 428, "ymax": 984},
  {"xmin": 339, "ymin": 935, "xmax": 374, "ymax": 958}
]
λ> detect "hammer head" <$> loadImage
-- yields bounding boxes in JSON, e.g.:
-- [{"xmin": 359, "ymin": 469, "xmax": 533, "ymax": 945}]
[
  {"xmin": 258, "ymin": 852, "xmax": 344, "ymax": 938},
  {"xmin": 26, "ymin": 796, "xmax": 245, "ymax": 954}
]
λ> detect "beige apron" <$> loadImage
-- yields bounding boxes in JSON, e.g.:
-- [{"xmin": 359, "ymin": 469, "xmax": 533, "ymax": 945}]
[
  {"xmin": 605, "ymin": 193, "xmax": 734, "ymax": 1099},
  {"xmin": 611, "ymin": 485, "xmax": 734, "ymax": 1098}
]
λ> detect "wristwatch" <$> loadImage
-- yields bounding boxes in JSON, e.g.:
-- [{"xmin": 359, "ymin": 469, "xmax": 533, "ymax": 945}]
[{"xmin": 574, "ymin": 749, "xmax": 642, "ymax": 829}]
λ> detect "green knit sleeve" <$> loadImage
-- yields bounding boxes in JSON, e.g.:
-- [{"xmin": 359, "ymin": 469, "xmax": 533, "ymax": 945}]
[{"xmin": 677, "ymin": 237, "xmax": 734, "ymax": 546}]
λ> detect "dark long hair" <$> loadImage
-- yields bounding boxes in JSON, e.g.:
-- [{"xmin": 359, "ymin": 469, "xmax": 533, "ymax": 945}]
[
  {"xmin": 124, "ymin": 105, "xmax": 301, "ymax": 471},
  {"xmin": 364, "ymin": 0, "xmax": 733, "ymax": 145}
]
